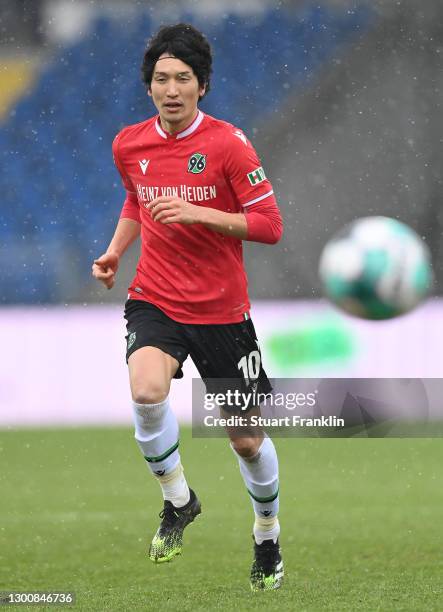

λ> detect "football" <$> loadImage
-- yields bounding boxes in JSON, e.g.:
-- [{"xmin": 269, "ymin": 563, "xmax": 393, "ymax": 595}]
[{"xmin": 318, "ymin": 216, "xmax": 433, "ymax": 319}]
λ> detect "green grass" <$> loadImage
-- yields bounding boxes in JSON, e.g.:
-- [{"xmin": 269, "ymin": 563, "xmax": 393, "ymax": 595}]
[{"xmin": 1, "ymin": 428, "xmax": 442, "ymax": 611}]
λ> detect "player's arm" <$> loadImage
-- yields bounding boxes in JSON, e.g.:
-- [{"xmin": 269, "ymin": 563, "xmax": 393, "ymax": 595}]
[
  {"xmin": 92, "ymin": 131, "xmax": 141, "ymax": 289},
  {"xmin": 92, "ymin": 218, "xmax": 141, "ymax": 289},
  {"xmin": 148, "ymin": 197, "xmax": 248, "ymax": 239},
  {"xmin": 190, "ymin": 206, "xmax": 248, "ymax": 239},
  {"xmin": 221, "ymin": 127, "xmax": 283, "ymax": 244},
  {"xmin": 198, "ymin": 199, "xmax": 283, "ymax": 244},
  {"xmin": 148, "ymin": 195, "xmax": 281, "ymax": 243},
  {"xmin": 149, "ymin": 197, "xmax": 282, "ymax": 243}
]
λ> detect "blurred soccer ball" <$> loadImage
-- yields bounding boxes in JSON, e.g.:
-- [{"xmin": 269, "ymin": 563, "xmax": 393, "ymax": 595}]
[{"xmin": 318, "ymin": 216, "xmax": 433, "ymax": 319}]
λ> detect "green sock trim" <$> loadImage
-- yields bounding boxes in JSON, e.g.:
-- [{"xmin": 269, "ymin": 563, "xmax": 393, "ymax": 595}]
[
  {"xmin": 144, "ymin": 440, "xmax": 179, "ymax": 463},
  {"xmin": 247, "ymin": 487, "xmax": 279, "ymax": 503}
]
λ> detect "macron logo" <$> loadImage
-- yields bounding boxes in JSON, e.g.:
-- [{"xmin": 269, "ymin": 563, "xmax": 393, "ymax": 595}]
[
  {"xmin": 233, "ymin": 130, "xmax": 247, "ymax": 145},
  {"xmin": 139, "ymin": 159, "xmax": 150, "ymax": 175}
]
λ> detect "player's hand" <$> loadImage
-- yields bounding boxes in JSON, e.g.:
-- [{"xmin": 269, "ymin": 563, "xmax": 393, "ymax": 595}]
[
  {"xmin": 148, "ymin": 196, "xmax": 202, "ymax": 225},
  {"xmin": 91, "ymin": 252, "xmax": 119, "ymax": 289}
]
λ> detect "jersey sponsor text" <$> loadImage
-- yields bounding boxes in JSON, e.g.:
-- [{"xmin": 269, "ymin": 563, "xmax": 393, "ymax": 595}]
[{"xmin": 136, "ymin": 183, "xmax": 217, "ymax": 204}]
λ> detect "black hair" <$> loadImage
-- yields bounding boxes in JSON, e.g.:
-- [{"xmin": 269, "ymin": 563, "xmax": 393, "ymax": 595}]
[{"xmin": 141, "ymin": 23, "xmax": 212, "ymax": 100}]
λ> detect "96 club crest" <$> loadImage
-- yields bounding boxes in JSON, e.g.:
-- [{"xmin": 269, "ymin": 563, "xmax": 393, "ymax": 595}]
[{"xmin": 187, "ymin": 152, "xmax": 207, "ymax": 174}]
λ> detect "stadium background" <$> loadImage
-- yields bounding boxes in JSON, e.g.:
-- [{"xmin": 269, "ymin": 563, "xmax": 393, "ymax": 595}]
[{"xmin": 1, "ymin": 2, "xmax": 443, "ymax": 610}]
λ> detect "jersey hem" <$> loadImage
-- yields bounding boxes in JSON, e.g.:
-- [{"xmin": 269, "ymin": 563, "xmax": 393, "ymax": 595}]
[{"xmin": 126, "ymin": 293, "xmax": 250, "ymax": 325}]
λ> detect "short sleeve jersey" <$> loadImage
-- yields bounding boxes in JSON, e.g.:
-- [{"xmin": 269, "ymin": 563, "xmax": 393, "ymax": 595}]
[{"xmin": 112, "ymin": 110, "xmax": 275, "ymax": 324}]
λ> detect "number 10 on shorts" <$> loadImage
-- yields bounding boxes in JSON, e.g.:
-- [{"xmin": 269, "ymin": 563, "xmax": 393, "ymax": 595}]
[{"xmin": 237, "ymin": 342, "xmax": 261, "ymax": 387}]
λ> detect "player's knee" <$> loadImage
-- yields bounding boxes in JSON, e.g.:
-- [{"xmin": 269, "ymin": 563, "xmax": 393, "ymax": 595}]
[
  {"xmin": 131, "ymin": 384, "xmax": 169, "ymax": 405},
  {"xmin": 231, "ymin": 437, "xmax": 261, "ymax": 458}
]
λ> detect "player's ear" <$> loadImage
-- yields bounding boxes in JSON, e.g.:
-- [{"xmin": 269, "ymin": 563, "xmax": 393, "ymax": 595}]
[
  {"xmin": 147, "ymin": 86, "xmax": 152, "ymax": 98},
  {"xmin": 199, "ymin": 84, "xmax": 206, "ymax": 98}
]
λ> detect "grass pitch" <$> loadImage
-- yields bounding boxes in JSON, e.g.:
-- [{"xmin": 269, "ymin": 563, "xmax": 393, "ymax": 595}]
[{"xmin": 1, "ymin": 428, "xmax": 442, "ymax": 611}]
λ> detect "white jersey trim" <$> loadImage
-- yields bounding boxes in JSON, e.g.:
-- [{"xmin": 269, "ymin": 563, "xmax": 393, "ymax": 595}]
[
  {"xmin": 177, "ymin": 110, "xmax": 204, "ymax": 139},
  {"xmin": 242, "ymin": 189, "xmax": 274, "ymax": 208},
  {"xmin": 155, "ymin": 119, "xmax": 167, "ymax": 139},
  {"xmin": 155, "ymin": 110, "xmax": 204, "ymax": 140}
]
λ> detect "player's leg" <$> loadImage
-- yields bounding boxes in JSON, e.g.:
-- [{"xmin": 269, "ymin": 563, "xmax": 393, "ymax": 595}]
[
  {"xmin": 225, "ymin": 411, "xmax": 280, "ymax": 543},
  {"xmin": 187, "ymin": 319, "xmax": 283, "ymax": 589},
  {"xmin": 124, "ymin": 300, "xmax": 201, "ymax": 562},
  {"xmin": 225, "ymin": 409, "xmax": 282, "ymax": 591},
  {"xmin": 129, "ymin": 345, "xmax": 187, "ymax": 502}
]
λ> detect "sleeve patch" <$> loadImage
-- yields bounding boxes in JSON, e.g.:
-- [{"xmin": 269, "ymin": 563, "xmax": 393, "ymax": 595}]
[{"xmin": 247, "ymin": 166, "xmax": 266, "ymax": 186}]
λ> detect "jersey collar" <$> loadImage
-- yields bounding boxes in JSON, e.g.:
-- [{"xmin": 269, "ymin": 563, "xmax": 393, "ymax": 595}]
[{"xmin": 155, "ymin": 110, "xmax": 204, "ymax": 141}]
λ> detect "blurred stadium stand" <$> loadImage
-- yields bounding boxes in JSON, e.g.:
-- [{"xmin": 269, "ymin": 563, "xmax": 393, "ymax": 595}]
[
  {"xmin": 0, "ymin": 0, "xmax": 44, "ymax": 47},
  {"xmin": 250, "ymin": 1, "xmax": 443, "ymax": 298},
  {"xmin": 1, "ymin": 0, "xmax": 442, "ymax": 304}
]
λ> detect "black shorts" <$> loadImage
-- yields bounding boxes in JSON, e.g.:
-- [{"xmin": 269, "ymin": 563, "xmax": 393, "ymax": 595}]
[{"xmin": 124, "ymin": 299, "xmax": 272, "ymax": 410}]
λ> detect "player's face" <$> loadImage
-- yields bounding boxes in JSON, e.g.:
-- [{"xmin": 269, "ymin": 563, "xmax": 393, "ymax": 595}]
[{"xmin": 149, "ymin": 54, "xmax": 205, "ymax": 134}]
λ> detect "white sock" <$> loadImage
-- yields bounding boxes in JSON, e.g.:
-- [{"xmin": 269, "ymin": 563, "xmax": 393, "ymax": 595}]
[
  {"xmin": 231, "ymin": 436, "xmax": 279, "ymax": 518},
  {"xmin": 154, "ymin": 462, "xmax": 190, "ymax": 508},
  {"xmin": 132, "ymin": 397, "xmax": 180, "ymax": 476},
  {"xmin": 254, "ymin": 516, "xmax": 280, "ymax": 545}
]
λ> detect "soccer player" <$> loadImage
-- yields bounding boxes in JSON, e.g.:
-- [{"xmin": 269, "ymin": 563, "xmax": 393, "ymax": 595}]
[{"xmin": 92, "ymin": 23, "xmax": 284, "ymax": 591}]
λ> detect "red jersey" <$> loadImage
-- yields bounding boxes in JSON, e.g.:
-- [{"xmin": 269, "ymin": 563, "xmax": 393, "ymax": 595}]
[{"xmin": 112, "ymin": 110, "xmax": 282, "ymax": 324}]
